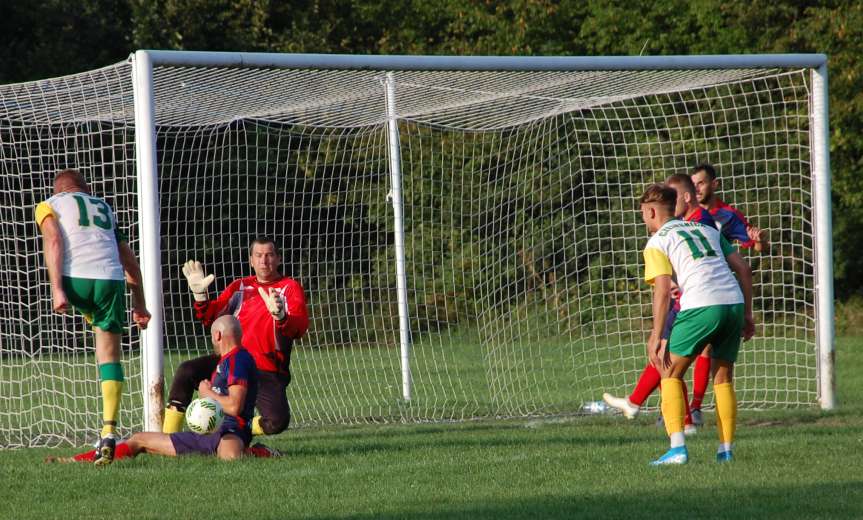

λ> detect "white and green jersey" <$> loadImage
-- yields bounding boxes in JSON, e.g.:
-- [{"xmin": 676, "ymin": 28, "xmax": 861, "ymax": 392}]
[
  {"xmin": 643, "ymin": 219, "xmax": 742, "ymax": 311},
  {"xmin": 35, "ymin": 192, "xmax": 124, "ymax": 280}
]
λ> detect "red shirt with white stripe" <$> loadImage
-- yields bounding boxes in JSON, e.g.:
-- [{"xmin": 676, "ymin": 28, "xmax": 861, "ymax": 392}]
[{"xmin": 194, "ymin": 275, "xmax": 309, "ymax": 376}]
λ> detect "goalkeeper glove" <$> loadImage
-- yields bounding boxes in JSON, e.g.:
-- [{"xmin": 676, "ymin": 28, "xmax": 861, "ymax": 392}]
[
  {"xmin": 257, "ymin": 287, "xmax": 286, "ymax": 321},
  {"xmin": 182, "ymin": 260, "xmax": 215, "ymax": 302}
]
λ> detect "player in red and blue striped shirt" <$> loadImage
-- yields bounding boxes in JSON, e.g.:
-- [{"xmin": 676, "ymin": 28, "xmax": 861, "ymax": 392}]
[
  {"xmin": 688, "ymin": 164, "xmax": 768, "ymax": 419},
  {"xmin": 691, "ymin": 163, "xmax": 768, "ymax": 253}
]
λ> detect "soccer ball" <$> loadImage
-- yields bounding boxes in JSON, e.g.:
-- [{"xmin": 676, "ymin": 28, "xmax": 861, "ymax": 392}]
[{"xmin": 185, "ymin": 397, "xmax": 224, "ymax": 435}]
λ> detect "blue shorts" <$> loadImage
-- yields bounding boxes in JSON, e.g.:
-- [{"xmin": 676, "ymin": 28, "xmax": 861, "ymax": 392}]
[
  {"xmin": 661, "ymin": 300, "xmax": 680, "ymax": 340},
  {"xmin": 170, "ymin": 425, "xmax": 252, "ymax": 456}
]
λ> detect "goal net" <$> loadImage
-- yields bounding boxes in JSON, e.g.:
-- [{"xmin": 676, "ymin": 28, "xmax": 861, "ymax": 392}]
[{"xmin": 0, "ymin": 53, "xmax": 830, "ymax": 447}]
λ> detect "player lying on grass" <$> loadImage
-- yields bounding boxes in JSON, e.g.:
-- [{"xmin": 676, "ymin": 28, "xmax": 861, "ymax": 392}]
[
  {"xmin": 162, "ymin": 238, "xmax": 309, "ymax": 439},
  {"xmin": 46, "ymin": 315, "xmax": 277, "ymax": 463},
  {"xmin": 639, "ymin": 184, "xmax": 754, "ymax": 465},
  {"xmin": 36, "ymin": 169, "xmax": 151, "ymax": 465},
  {"xmin": 603, "ymin": 174, "xmax": 718, "ymax": 433}
]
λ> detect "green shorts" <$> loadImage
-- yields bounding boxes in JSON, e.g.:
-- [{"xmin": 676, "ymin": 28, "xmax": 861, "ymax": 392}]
[
  {"xmin": 62, "ymin": 276, "xmax": 126, "ymax": 334},
  {"xmin": 667, "ymin": 303, "xmax": 744, "ymax": 363}
]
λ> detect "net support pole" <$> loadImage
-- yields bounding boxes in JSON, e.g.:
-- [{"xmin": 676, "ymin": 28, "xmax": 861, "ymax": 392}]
[
  {"xmin": 384, "ymin": 72, "xmax": 412, "ymax": 401},
  {"xmin": 811, "ymin": 63, "xmax": 835, "ymax": 410},
  {"xmin": 131, "ymin": 50, "xmax": 166, "ymax": 429}
]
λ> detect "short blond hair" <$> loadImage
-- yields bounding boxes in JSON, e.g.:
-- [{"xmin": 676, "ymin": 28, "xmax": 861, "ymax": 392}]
[
  {"xmin": 53, "ymin": 169, "xmax": 88, "ymax": 191},
  {"xmin": 639, "ymin": 183, "xmax": 676, "ymax": 215}
]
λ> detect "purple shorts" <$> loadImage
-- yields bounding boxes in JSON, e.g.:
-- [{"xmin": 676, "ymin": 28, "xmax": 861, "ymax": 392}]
[
  {"xmin": 661, "ymin": 301, "xmax": 680, "ymax": 340},
  {"xmin": 170, "ymin": 426, "xmax": 252, "ymax": 456}
]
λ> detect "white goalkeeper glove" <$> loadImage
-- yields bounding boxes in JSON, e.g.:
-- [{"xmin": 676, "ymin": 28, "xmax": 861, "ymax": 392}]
[
  {"xmin": 257, "ymin": 287, "xmax": 286, "ymax": 321},
  {"xmin": 182, "ymin": 260, "xmax": 215, "ymax": 302}
]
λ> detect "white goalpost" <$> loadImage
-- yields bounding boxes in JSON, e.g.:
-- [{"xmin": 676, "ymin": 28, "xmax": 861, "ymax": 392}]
[{"xmin": 0, "ymin": 51, "xmax": 833, "ymax": 447}]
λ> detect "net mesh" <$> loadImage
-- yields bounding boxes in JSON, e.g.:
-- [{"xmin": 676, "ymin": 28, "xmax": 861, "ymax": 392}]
[{"xmin": 0, "ymin": 58, "xmax": 816, "ymax": 446}]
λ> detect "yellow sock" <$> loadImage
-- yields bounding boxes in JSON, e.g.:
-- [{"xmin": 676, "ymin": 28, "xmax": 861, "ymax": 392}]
[
  {"xmin": 660, "ymin": 378, "xmax": 686, "ymax": 438},
  {"xmin": 252, "ymin": 416, "xmax": 265, "ymax": 436},
  {"xmin": 163, "ymin": 407, "xmax": 186, "ymax": 434},
  {"xmin": 714, "ymin": 382, "xmax": 737, "ymax": 445},
  {"xmin": 100, "ymin": 380, "xmax": 122, "ymax": 437}
]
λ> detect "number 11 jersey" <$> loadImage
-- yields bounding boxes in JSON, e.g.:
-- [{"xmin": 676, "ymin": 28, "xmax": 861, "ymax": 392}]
[
  {"xmin": 643, "ymin": 219, "xmax": 742, "ymax": 311},
  {"xmin": 35, "ymin": 192, "xmax": 124, "ymax": 280}
]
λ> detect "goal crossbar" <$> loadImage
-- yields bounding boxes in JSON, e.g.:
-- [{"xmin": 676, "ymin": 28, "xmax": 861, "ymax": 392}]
[{"xmin": 138, "ymin": 50, "xmax": 827, "ymax": 71}]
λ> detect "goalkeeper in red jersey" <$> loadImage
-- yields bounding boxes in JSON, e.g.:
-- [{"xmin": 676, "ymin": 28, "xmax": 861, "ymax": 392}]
[
  {"xmin": 602, "ymin": 174, "xmax": 717, "ymax": 433},
  {"xmin": 162, "ymin": 237, "xmax": 309, "ymax": 441}
]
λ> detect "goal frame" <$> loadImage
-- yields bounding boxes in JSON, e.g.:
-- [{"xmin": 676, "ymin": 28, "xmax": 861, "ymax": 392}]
[{"xmin": 130, "ymin": 50, "xmax": 834, "ymax": 431}]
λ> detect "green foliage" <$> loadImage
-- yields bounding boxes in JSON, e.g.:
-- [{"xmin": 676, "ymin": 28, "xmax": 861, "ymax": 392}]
[{"xmin": 2, "ymin": 0, "xmax": 861, "ymax": 299}]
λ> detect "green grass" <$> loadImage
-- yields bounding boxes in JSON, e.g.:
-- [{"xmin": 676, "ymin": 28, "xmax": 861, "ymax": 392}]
[
  {"xmin": 2, "ymin": 328, "xmax": 819, "ymax": 447},
  {"xmin": 1, "ymin": 336, "xmax": 861, "ymax": 519}
]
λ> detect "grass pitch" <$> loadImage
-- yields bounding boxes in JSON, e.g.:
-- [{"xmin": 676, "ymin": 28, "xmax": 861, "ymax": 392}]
[{"xmin": 2, "ymin": 336, "xmax": 862, "ymax": 520}]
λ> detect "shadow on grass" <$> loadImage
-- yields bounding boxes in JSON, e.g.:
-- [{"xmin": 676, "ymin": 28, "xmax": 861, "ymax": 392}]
[
  {"xmin": 311, "ymin": 481, "xmax": 863, "ymax": 520},
  {"xmin": 278, "ymin": 420, "xmax": 647, "ymax": 458}
]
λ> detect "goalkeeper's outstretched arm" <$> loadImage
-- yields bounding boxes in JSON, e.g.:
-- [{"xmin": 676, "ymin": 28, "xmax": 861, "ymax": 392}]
[
  {"xmin": 259, "ymin": 281, "xmax": 310, "ymax": 339},
  {"xmin": 183, "ymin": 260, "xmax": 242, "ymax": 327}
]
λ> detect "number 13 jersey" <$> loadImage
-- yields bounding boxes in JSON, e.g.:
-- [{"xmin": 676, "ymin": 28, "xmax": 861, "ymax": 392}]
[
  {"xmin": 643, "ymin": 219, "xmax": 742, "ymax": 311},
  {"xmin": 35, "ymin": 192, "xmax": 124, "ymax": 280}
]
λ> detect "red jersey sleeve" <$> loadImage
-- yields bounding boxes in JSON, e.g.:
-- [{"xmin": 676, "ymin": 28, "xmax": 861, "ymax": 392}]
[
  {"xmin": 193, "ymin": 279, "xmax": 243, "ymax": 327},
  {"xmin": 276, "ymin": 278, "xmax": 309, "ymax": 339}
]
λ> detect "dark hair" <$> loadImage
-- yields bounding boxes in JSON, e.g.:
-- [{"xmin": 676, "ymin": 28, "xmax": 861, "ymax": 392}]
[
  {"xmin": 665, "ymin": 173, "xmax": 696, "ymax": 196},
  {"xmin": 53, "ymin": 169, "xmax": 88, "ymax": 190},
  {"xmin": 248, "ymin": 237, "xmax": 280, "ymax": 257},
  {"xmin": 691, "ymin": 163, "xmax": 716, "ymax": 180},
  {"xmin": 639, "ymin": 183, "xmax": 676, "ymax": 215}
]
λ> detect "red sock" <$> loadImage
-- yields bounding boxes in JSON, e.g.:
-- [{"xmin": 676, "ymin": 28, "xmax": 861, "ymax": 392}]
[
  {"xmin": 71, "ymin": 442, "xmax": 133, "ymax": 463},
  {"xmin": 629, "ymin": 363, "xmax": 661, "ymax": 406},
  {"xmin": 72, "ymin": 449, "xmax": 97, "ymax": 462},
  {"xmin": 691, "ymin": 356, "xmax": 711, "ymax": 410},
  {"xmin": 114, "ymin": 442, "xmax": 133, "ymax": 460}
]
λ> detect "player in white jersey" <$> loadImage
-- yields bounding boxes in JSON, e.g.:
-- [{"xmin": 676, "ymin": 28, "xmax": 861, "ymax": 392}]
[
  {"xmin": 35, "ymin": 169, "xmax": 151, "ymax": 465},
  {"xmin": 639, "ymin": 184, "xmax": 754, "ymax": 465}
]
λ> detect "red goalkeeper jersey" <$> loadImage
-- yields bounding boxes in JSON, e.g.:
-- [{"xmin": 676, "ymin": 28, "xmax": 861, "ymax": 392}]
[{"xmin": 193, "ymin": 275, "xmax": 309, "ymax": 375}]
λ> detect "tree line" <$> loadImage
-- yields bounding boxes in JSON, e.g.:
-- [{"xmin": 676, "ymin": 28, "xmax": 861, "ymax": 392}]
[{"xmin": 2, "ymin": 0, "xmax": 859, "ymax": 299}]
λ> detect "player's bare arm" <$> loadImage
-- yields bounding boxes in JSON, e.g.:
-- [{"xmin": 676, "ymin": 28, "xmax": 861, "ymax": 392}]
[
  {"xmin": 37, "ymin": 215, "xmax": 69, "ymax": 314},
  {"xmin": 648, "ymin": 274, "xmax": 672, "ymax": 371},
  {"xmin": 198, "ymin": 379, "xmax": 248, "ymax": 417},
  {"xmin": 118, "ymin": 241, "xmax": 150, "ymax": 329},
  {"xmin": 725, "ymin": 251, "xmax": 755, "ymax": 340}
]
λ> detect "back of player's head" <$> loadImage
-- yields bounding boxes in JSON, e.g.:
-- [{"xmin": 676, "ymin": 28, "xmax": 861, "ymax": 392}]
[
  {"xmin": 665, "ymin": 173, "xmax": 696, "ymax": 197},
  {"xmin": 53, "ymin": 169, "xmax": 89, "ymax": 193},
  {"xmin": 212, "ymin": 315, "xmax": 243, "ymax": 343},
  {"xmin": 249, "ymin": 236, "xmax": 280, "ymax": 257},
  {"xmin": 691, "ymin": 163, "xmax": 716, "ymax": 180},
  {"xmin": 639, "ymin": 183, "xmax": 676, "ymax": 215}
]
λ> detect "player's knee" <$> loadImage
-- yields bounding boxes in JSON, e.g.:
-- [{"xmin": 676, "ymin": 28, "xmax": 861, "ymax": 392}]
[
  {"xmin": 261, "ymin": 413, "xmax": 290, "ymax": 435},
  {"xmin": 174, "ymin": 359, "xmax": 199, "ymax": 383},
  {"xmin": 218, "ymin": 450, "xmax": 243, "ymax": 461},
  {"xmin": 712, "ymin": 360, "xmax": 734, "ymax": 384},
  {"xmin": 167, "ymin": 361, "xmax": 200, "ymax": 405},
  {"xmin": 217, "ymin": 436, "xmax": 244, "ymax": 460}
]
